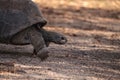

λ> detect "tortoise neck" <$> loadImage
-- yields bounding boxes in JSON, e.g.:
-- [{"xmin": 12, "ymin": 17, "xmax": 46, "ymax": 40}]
[{"xmin": 35, "ymin": 27, "xmax": 52, "ymax": 42}]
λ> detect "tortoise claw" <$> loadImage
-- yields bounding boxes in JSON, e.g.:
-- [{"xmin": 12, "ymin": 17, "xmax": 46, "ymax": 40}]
[{"xmin": 33, "ymin": 48, "xmax": 49, "ymax": 61}]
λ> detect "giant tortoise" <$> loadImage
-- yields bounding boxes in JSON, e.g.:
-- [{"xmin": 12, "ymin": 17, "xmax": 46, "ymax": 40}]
[{"xmin": 0, "ymin": 0, "xmax": 67, "ymax": 60}]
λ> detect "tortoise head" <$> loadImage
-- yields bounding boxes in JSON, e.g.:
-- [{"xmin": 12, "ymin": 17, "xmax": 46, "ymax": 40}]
[
  {"xmin": 49, "ymin": 32, "xmax": 67, "ymax": 44},
  {"xmin": 47, "ymin": 31, "xmax": 67, "ymax": 45}
]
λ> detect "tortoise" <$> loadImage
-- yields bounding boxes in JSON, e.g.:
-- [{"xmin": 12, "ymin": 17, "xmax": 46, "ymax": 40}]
[{"xmin": 0, "ymin": 0, "xmax": 67, "ymax": 61}]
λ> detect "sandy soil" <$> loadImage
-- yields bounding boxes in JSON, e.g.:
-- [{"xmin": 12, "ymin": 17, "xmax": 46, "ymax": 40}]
[{"xmin": 0, "ymin": 0, "xmax": 120, "ymax": 80}]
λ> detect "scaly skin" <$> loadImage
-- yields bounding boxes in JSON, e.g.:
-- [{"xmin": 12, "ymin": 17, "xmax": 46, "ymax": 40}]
[{"xmin": 36, "ymin": 27, "xmax": 67, "ymax": 47}]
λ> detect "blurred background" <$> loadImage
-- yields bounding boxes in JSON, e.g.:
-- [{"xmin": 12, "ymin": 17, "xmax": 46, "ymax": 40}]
[
  {"xmin": 33, "ymin": 0, "xmax": 120, "ymax": 10},
  {"xmin": 33, "ymin": 0, "xmax": 120, "ymax": 27}
]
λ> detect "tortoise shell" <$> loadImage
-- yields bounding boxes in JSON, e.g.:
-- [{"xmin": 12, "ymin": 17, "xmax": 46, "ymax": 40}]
[{"xmin": 0, "ymin": 0, "xmax": 47, "ymax": 43}]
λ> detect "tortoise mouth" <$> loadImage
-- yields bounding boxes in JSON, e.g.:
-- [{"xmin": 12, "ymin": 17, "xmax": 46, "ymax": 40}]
[
  {"xmin": 59, "ymin": 39, "xmax": 67, "ymax": 44},
  {"xmin": 55, "ymin": 37, "xmax": 67, "ymax": 44}
]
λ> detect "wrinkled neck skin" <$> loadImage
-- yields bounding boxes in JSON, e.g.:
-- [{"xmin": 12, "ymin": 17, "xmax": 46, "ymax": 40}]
[
  {"xmin": 35, "ymin": 27, "xmax": 55, "ymax": 46},
  {"xmin": 40, "ymin": 29, "xmax": 54, "ymax": 40}
]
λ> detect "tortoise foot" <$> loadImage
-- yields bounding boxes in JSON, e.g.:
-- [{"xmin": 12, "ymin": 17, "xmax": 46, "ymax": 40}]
[{"xmin": 37, "ymin": 48, "xmax": 49, "ymax": 61}]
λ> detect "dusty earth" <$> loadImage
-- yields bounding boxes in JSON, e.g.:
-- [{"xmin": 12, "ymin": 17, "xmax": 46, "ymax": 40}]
[{"xmin": 0, "ymin": 0, "xmax": 120, "ymax": 80}]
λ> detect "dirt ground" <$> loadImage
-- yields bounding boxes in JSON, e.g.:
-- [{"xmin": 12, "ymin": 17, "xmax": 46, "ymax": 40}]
[{"xmin": 0, "ymin": 0, "xmax": 120, "ymax": 80}]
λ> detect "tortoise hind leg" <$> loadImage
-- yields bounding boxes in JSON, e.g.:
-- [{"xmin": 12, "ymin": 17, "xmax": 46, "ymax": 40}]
[
  {"xmin": 27, "ymin": 27, "xmax": 49, "ymax": 61},
  {"xmin": 10, "ymin": 28, "xmax": 31, "ymax": 45}
]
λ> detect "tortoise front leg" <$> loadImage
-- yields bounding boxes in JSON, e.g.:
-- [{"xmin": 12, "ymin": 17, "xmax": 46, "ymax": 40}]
[
  {"xmin": 28, "ymin": 27, "xmax": 49, "ymax": 61},
  {"xmin": 11, "ymin": 27, "xmax": 49, "ymax": 61}
]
